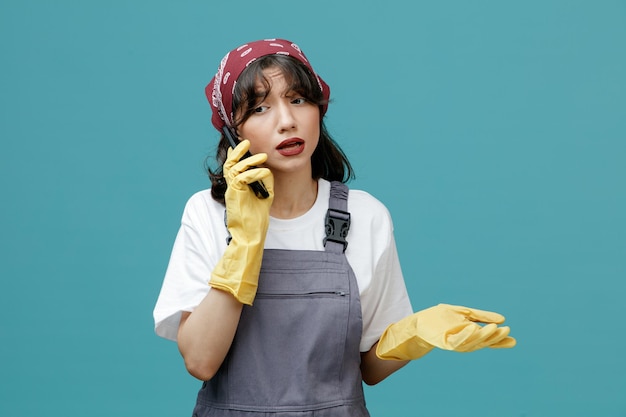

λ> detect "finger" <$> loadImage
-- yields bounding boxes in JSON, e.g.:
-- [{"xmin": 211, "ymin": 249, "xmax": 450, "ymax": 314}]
[
  {"xmin": 445, "ymin": 304, "xmax": 506, "ymax": 324},
  {"xmin": 442, "ymin": 323, "xmax": 478, "ymax": 350},
  {"xmin": 481, "ymin": 325, "xmax": 511, "ymax": 346},
  {"xmin": 226, "ymin": 139, "xmax": 251, "ymax": 163},
  {"xmin": 488, "ymin": 336, "xmax": 517, "ymax": 349},
  {"xmin": 456, "ymin": 323, "xmax": 500, "ymax": 352},
  {"xmin": 460, "ymin": 325, "xmax": 510, "ymax": 352},
  {"xmin": 234, "ymin": 167, "xmax": 273, "ymax": 186},
  {"xmin": 232, "ymin": 152, "xmax": 268, "ymax": 173},
  {"xmin": 223, "ymin": 148, "xmax": 243, "ymax": 175}
]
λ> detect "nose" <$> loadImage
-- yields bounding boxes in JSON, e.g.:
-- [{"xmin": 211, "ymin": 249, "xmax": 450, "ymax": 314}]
[{"xmin": 276, "ymin": 102, "xmax": 296, "ymax": 133}]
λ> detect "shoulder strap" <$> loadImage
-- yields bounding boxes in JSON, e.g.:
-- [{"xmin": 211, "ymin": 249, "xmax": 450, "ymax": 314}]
[{"xmin": 324, "ymin": 181, "xmax": 351, "ymax": 253}]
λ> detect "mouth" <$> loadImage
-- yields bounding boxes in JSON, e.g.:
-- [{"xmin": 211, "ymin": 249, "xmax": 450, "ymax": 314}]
[
  {"xmin": 277, "ymin": 138, "xmax": 304, "ymax": 149},
  {"xmin": 276, "ymin": 138, "xmax": 305, "ymax": 156}
]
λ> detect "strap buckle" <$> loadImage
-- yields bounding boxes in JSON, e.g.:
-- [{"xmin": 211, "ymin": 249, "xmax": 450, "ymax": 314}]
[{"xmin": 324, "ymin": 208, "xmax": 351, "ymax": 251}]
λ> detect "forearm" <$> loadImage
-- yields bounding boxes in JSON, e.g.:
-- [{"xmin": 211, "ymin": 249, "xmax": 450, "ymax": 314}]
[
  {"xmin": 177, "ymin": 287, "xmax": 243, "ymax": 381},
  {"xmin": 360, "ymin": 341, "xmax": 409, "ymax": 385}
]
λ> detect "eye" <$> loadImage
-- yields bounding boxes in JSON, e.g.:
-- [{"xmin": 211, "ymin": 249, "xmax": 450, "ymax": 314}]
[
  {"xmin": 253, "ymin": 105, "xmax": 269, "ymax": 114},
  {"xmin": 291, "ymin": 97, "xmax": 306, "ymax": 105}
]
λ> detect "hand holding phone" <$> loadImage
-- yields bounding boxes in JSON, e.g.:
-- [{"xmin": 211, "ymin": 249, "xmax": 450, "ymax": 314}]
[{"xmin": 222, "ymin": 126, "xmax": 270, "ymax": 199}]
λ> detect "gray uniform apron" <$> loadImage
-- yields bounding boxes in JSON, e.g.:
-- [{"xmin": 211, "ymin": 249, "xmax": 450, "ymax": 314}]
[{"xmin": 193, "ymin": 181, "xmax": 370, "ymax": 417}]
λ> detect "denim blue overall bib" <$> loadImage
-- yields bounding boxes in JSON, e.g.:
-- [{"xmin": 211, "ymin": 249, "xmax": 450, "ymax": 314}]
[{"xmin": 192, "ymin": 182, "xmax": 369, "ymax": 417}]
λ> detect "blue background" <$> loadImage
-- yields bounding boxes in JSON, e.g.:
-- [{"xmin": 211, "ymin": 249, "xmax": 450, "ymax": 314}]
[{"xmin": 1, "ymin": 1, "xmax": 625, "ymax": 416}]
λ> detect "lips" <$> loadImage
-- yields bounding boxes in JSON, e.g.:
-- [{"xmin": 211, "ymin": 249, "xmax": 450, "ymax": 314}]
[{"xmin": 276, "ymin": 138, "xmax": 305, "ymax": 156}]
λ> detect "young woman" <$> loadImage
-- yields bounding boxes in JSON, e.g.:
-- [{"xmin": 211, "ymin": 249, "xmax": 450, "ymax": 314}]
[{"xmin": 153, "ymin": 38, "xmax": 515, "ymax": 417}]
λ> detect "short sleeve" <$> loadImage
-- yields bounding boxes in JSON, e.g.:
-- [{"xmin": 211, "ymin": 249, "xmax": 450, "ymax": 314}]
[
  {"xmin": 152, "ymin": 191, "xmax": 226, "ymax": 341},
  {"xmin": 357, "ymin": 208, "xmax": 413, "ymax": 352}
]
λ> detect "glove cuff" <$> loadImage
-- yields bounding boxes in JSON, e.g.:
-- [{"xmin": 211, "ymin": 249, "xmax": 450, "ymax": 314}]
[
  {"xmin": 209, "ymin": 241, "xmax": 265, "ymax": 306},
  {"xmin": 208, "ymin": 278, "xmax": 257, "ymax": 305},
  {"xmin": 376, "ymin": 320, "xmax": 435, "ymax": 361}
]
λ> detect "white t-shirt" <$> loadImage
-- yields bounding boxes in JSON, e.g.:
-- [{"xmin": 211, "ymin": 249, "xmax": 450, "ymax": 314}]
[{"xmin": 153, "ymin": 179, "xmax": 413, "ymax": 352}]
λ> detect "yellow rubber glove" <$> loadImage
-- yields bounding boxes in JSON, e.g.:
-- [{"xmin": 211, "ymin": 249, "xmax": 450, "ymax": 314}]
[
  {"xmin": 376, "ymin": 304, "xmax": 516, "ymax": 360},
  {"xmin": 209, "ymin": 140, "xmax": 274, "ymax": 305}
]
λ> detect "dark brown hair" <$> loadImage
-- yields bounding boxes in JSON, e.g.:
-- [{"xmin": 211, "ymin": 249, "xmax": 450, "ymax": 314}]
[{"xmin": 207, "ymin": 54, "xmax": 354, "ymax": 204}]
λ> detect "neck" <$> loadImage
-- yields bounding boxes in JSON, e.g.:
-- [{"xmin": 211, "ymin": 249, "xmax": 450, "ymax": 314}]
[{"xmin": 270, "ymin": 172, "xmax": 318, "ymax": 219}]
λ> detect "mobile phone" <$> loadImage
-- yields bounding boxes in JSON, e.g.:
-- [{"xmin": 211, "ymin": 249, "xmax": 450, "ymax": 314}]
[{"xmin": 222, "ymin": 126, "xmax": 270, "ymax": 199}]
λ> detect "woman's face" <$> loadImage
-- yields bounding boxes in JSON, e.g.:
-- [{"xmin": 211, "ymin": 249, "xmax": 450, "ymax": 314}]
[{"xmin": 238, "ymin": 67, "xmax": 320, "ymax": 177}]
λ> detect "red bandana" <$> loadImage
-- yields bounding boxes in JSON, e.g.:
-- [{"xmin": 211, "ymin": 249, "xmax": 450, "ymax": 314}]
[{"xmin": 205, "ymin": 38, "xmax": 330, "ymax": 131}]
